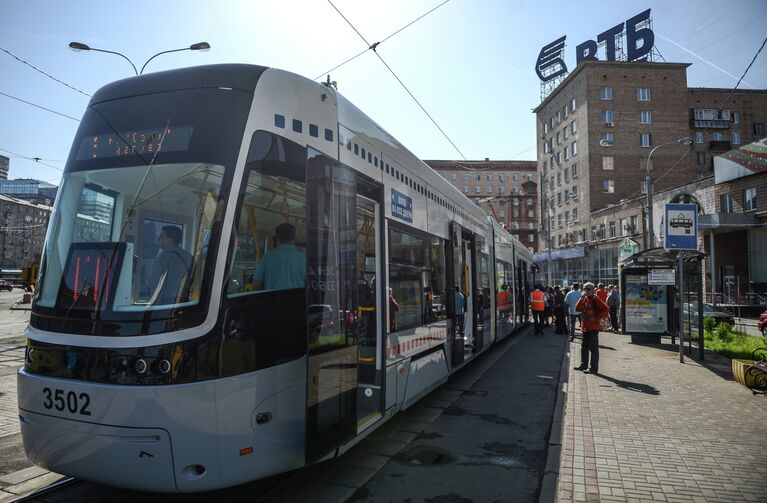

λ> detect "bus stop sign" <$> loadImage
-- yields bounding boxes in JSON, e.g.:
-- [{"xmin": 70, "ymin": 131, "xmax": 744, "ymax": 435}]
[{"xmin": 664, "ymin": 203, "xmax": 698, "ymax": 250}]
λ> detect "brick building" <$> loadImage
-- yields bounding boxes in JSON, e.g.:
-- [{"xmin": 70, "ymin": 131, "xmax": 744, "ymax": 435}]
[
  {"xmin": 425, "ymin": 159, "xmax": 539, "ymax": 252},
  {"xmin": 532, "ymin": 60, "xmax": 767, "ymax": 285}
]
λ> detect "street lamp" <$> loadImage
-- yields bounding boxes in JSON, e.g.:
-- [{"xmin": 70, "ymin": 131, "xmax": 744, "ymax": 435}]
[
  {"xmin": 645, "ymin": 137, "xmax": 692, "ymax": 248},
  {"xmin": 69, "ymin": 42, "xmax": 210, "ymax": 75}
]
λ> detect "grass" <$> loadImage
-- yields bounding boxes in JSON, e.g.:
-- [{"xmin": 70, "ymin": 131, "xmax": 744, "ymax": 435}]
[{"xmin": 701, "ymin": 317, "xmax": 766, "ymax": 360}]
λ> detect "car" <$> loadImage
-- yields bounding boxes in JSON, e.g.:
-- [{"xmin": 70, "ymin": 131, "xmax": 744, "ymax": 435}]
[
  {"xmin": 0, "ymin": 280, "xmax": 13, "ymax": 292},
  {"xmin": 683, "ymin": 303, "xmax": 735, "ymax": 327},
  {"xmin": 758, "ymin": 307, "xmax": 767, "ymax": 336}
]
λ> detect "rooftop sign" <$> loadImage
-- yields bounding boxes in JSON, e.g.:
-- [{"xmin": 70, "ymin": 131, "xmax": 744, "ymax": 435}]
[{"xmin": 536, "ymin": 9, "xmax": 655, "ymax": 83}]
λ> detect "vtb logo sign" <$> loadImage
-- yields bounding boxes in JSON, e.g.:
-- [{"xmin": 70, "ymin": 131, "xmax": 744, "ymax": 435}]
[{"xmin": 536, "ymin": 9, "xmax": 655, "ymax": 82}]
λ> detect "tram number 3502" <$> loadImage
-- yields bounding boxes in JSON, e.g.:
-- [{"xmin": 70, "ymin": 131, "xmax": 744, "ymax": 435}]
[{"xmin": 42, "ymin": 387, "xmax": 92, "ymax": 416}]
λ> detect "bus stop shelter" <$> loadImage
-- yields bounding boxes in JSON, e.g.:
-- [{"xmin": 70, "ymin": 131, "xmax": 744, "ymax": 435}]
[{"xmin": 619, "ymin": 247, "xmax": 707, "ymax": 360}]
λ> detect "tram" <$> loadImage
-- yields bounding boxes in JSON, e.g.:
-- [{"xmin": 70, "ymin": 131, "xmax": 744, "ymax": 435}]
[{"xmin": 17, "ymin": 64, "xmax": 534, "ymax": 493}]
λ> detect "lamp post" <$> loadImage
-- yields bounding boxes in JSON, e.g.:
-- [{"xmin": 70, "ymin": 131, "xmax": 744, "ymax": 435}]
[
  {"xmin": 69, "ymin": 42, "xmax": 210, "ymax": 75},
  {"xmin": 645, "ymin": 137, "xmax": 692, "ymax": 248}
]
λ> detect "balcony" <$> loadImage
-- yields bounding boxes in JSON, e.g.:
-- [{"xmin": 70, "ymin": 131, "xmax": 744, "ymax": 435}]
[
  {"xmin": 709, "ymin": 140, "xmax": 731, "ymax": 151},
  {"xmin": 691, "ymin": 119, "xmax": 730, "ymax": 129}
]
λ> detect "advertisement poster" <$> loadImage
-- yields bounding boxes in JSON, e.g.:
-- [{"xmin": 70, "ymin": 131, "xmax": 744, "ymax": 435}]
[{"xmin": 624, "ymin": 274, "xmax": 667, "ymax": 333}]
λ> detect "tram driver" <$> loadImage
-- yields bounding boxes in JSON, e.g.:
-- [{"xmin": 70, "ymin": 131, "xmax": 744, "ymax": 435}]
[
  {"xmin": 149, "ymin": 225, "xmax": 194, "ymax": 305},
  {"xmin": 252, "ymin": 222, "xmax": 306, "ymax": 291}
]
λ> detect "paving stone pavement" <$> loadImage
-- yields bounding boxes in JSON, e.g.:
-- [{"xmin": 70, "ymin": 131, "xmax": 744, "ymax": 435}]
[{"xmin": 557, "ymin": 332, "xmax": 767, "ymax": 503}]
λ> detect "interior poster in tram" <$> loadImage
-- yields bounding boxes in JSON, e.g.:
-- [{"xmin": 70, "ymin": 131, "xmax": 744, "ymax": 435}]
[{"xmin": 624, "ymin": 274, "xmax": 667, "ymax": 333}]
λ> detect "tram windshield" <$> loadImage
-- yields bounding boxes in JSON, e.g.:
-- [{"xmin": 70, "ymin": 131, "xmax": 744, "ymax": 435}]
[{"xmin": 32, "ymin": 87, "xmax": 252, "ymax": 335}]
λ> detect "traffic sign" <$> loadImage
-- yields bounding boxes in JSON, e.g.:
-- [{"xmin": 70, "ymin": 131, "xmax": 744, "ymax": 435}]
[{"xmin": 664, "ymin": 203, "xmax": 698, "ymax": 250}]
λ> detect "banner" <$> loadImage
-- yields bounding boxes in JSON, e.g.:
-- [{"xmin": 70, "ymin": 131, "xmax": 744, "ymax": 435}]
[{"xmin": 624, "ymin": 274, "xmax": 667, "ymax": 333}]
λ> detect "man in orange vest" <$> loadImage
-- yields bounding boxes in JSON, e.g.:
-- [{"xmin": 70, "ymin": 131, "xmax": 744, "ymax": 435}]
[
  {"xmin": 529, "ymin": 285, "xmax": 546, "ymax": 335},
  {"xmin": 574, "ymin": 282, "xmax": 609, "ymax": 375}
]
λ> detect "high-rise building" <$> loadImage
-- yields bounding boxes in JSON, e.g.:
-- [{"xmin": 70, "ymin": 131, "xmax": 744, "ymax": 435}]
[
  {"xmin": 533, "ymin": 60, "xmax": 767, "ymax": 284},
  {"xmin": 0, "ymin": 178, "xmax": 58, "ymax": 206},
  {"xmin": 425, "ymin": 159, "xmax": 539, "ymax": 252},
  {"xmin": 0, "ymin": 155, "xmax": 8, "ymax": 180},
  {"xmin": 0, "ymin": 195, "xmax": 51, "ymax": 269}
]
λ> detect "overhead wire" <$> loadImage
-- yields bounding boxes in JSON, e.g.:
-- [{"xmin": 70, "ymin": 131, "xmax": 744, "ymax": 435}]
[
  {"xmin": 0, "ymin": 91, "xmax": 80, "ymax": 122},
  {"xmin": 0, "ymin": 147, "xmax": 64, "ymax": 172},
  {"xmin": 0, "ymin": 47, "xmax": 91, "ymax": 97},
  {"xmin": 326, "ymin": 0, "xmax": 466, "ymax": 160}
]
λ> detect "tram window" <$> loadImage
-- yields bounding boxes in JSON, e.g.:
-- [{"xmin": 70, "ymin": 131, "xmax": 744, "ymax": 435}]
[
  {"xmin": 292, "ymin": 119, "xmax": 302, "ymax": 133},
  {"xmin": 354, "ymin": 144, "xmax": 359, "ymax": 155},
  {"xmin": 274, "ymin": 114, "xmax": 285, "ymax": 129},
  {"xmin": 346, "ymin": 139, "xmax": 352, "ymax": 150},
  {"xmin": 309, "ymin": 124, "xmax": 318, "ymax": 137},
  {"xmin": 227, "ymin": 131, "xmax": 307, "ymax": 297},
  {"xmin": 325, "ymin": 128, "xmax": 333, "ymax": 142},
  {"xmin": 368, "ymin": 152, "xmax": 372, "ymax": 163},
  {"xmin": 361, "ymin": 147, "xmax": 366, "ymax": 158},
  {"xmin": 388, "ymin": 226, "xmax": 446, "ymax": 332}
]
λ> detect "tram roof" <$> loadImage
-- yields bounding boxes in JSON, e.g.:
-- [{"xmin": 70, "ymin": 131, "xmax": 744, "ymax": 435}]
[{"xmin": 89, "ymin": 64, "xmax": 269, "ymax": 104}]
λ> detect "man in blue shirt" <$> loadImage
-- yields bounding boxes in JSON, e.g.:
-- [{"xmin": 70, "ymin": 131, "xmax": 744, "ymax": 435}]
[
  {"xmin": 564, "ymin": 282, "xmax": 582, "ymax": 342},
  {"xmin": 254, "ymin": 223, "xmax": 306, "ymax": 291},
  {"xmin": 149, "ymin": 225, "xmax": 193, "ymax": 305},
  {"xmin": 454, "ymin": 285, "xmax": 465, "ymax": 336}
]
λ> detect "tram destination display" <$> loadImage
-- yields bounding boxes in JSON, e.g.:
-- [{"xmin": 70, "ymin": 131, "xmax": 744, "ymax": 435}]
[{"xmin": 76, "ymin": 126, "xmax": 193, "ymax": 160}]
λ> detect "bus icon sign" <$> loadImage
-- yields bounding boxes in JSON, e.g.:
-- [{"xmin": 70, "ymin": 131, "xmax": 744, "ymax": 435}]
[{"xmin": 664, "ymin": 203, "xmax": 698, "ymax": 250}]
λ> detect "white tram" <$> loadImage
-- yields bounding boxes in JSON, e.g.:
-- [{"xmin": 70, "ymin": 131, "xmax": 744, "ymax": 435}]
[{"xmin": 17, "ymin": 64, "xmax": 534, "ymax": 493}]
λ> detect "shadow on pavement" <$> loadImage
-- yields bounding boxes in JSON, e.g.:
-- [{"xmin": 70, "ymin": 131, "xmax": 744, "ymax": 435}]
[{"xmin": 594, "ymin": 373, "xmax": 660, "ymax": 395}]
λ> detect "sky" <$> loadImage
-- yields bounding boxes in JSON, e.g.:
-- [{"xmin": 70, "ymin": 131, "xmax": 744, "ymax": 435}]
[{"xmin": 1, "ymin": 0, "xmax": 766, "ymax": 186}]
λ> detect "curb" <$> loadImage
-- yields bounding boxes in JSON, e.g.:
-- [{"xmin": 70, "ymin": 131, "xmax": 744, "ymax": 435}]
[{"xmin": 538, "ymin": 337, "xmax": 570, "ymax": 503}]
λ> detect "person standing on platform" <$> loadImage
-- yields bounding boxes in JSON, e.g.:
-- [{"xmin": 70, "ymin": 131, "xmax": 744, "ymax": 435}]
[
  {"xmin": 529, "ymin": 284, "xmax": 546, "ymax": 335},
  {"xmin": 574, "ymin": 282, "xmax": 609, "ymax": 375},
  {"xmin": 553, "ymin": 285, "xmax": 566, "ymax": 335},
  {"xmin": 564, "ymin": 282, "xmax": 582, "ymax": 342},
  {"xmin": 596, "ymin": 283, "xmax": 608, "ymax": 304},
  {"xmin": 607, "ymin": 284, "xmax": 621, "ymax": 331}
]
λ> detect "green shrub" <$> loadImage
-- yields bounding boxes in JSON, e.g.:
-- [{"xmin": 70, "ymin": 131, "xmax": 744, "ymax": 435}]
[
  {"xmin": 703, "ymin": 316, "xmax": 717, "ymax": 333},
  {"xmin": 715, "ymin": 322, "xmax": 733, "ymax": 342}
]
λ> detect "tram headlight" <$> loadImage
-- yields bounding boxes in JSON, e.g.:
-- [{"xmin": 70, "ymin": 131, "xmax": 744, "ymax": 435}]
[
  {"xmin": 157, "ymin": 359, "xmax": 172, "ymax": 375},
  {"xmin": 134, "ymin": 358, "xmax": 148, "ymax": 375},
  {"xmin": 26, "ymin": 347, "xmax": 34, "ymax": 364}
]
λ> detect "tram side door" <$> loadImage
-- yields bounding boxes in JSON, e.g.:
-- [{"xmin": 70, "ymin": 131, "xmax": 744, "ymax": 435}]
[{"xmin": 355, "ymin": 182, "xmax": 383, "ymax": 432}]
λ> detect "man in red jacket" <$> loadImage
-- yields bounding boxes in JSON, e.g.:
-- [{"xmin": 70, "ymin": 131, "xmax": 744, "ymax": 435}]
[{"xmin": 574, "ymin": 282, "xmax": 609, "ymax": 375}]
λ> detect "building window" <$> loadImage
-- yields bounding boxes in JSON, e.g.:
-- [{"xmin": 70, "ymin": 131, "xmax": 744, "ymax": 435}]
[
  {"xmin": 744, "ymin": 187, "xmax": 757, "ymax": 211},
  {"xmin": 601, "ymin": 110, "xmax": 614, "ymax": 124},
  {"xmin": 600, "ymin": 86, "xmax": 613, "ymax": 100},
  {"xmin": 631, "ymin": 215, "xmax": 638, "ymax": 232},
  {"xmin": 603, "ymin": 180, "xmax": 615, "ymax": 193},
  {"xmin": 462, "ymin": 186, "xmax": 468, "ymax": 193},
  {"xmin": 712, "ymin": 132, "xmax": 724, "ymax": 141},
  {"xmin": 498, "ymin": 186, "xmax": 504, "ymax": 193},
  {"xmin": 556, "ymin": 132, "xmax": 561, "ymax": 145},
  {"xmin": 573, "ymin": 207, "xmax": 578, "ymax": 220},
  {"xmin": 451, "ymin": 173, "xmax": 457, "ymax": 181},
  {"xmin": 602, "ymin": 156, "xmax": 614, "ymax": 170},
  {"xmin": 637, "ymin": 88, "xmax": 651, "ymax": 101},
  {"xmin": 544, "ymin": 122, "xmax": 549, "ymax": 134},
  {"xmin": 609, "ymin": 221, "xmax": 616, "ymax": 238},
  {"xmin": 475, "ymin": 186, "xmax": 481, "ymax": 193},
  {"xmin": 720, "ymin": 193, "xmax": 733, "ymax": 213},
  {"xmin": 527, "ymin": 173, "xmax": 533, "ymax": 180},
  {"xmin": 732, "ymin": 132, "xmax": 741, "ymax": 145},
  {"xmin": 463, "ymin": 174, "xmax": 469, "ymax": 181},
  {"xmin": 527, "ymin": 198, "xmax": 535, "ymax": 206},
  {"xmin": 487, "ymin": 174, "xmax": 494, "ymax": 181},
  {"xmin": 732, "ymin": 111, "xmax": 740, "ymax": 124},
  {"xmin": 564, "ymin": 146, "xmax": 569, "ymax": 160},
  {"xmin": 571, "ymin": 98, "xmax": 576, "ymax": 111},
  {"xmin": 640, "ymin": 133, "xmax": 652, "ymax": 147},
  {"xmin": 486, "ymin": 186, "xmax": 493, "ymax": 193},
  {"xmin": 755, "ymin": 123, "xmax": 765, "ymax": 136},
  {"xmin": 563, "ymin": 127, "xmax": 569, "ymax": 141},
  {"xmin": 476, "ymin": 174, "xmax": 481, "ymax": 181},
  {"xmin": 601, "ymin": 132, "xmax": 614, "ymax": 146},
  {"xmin": 564, "ymin": 168, "xmax": 569, "ymax": 182},
  {"xmin": 696, "ymin": 152, "xmax": 706, "ymax": 165},
  {"xmin": 563, "ymin": 104, "xmax": 569, "ymax": 118},
  {"xmin": 639, "ymin": 111, "xmax": 652, "ymax": 124},
  {"xmin": 572, "ymin": 142, "xmax": 577, "ymax": 156},
  {"xmin": 499, "ymin": 174, "xmax": 505, "ymax": 182},
  {"xmin": 528, "ymin": 235, "xmax": 535, "ymax": 243},
  {"xmin": 571, "ymin": 164, "xmax": 577, "ymax": 178},
  {"xmin": 695, "ymin": 131, "xmax": 705, "ymax": 144},
  {"xmin": 572, "ymin": 186, "xmax": 578, "ymax": 198},
  {"xmin": 528, "ymin": 209, "xmax": 535, "ymax": 218},
  {"xmin": 620, "ymin": 218, "xmax": 627, "ymax": 236}
]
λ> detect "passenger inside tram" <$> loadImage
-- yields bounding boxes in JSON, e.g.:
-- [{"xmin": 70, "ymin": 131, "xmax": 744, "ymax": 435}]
[
  {"xmin": 148, "ymin": 225, "xmax": 194, "ymax": 305},
  {"xmin": 252, "ymin": 222, "xmax": 306, "ymax": 291}
]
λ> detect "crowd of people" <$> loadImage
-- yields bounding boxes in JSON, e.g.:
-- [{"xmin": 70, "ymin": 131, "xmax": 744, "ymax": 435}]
[{"xmin": 528, "ymin": 281, "xmax": 622, "ymax": 376}]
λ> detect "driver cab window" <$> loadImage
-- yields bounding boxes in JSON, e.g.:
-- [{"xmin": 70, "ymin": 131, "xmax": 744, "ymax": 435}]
[{"xmin": 227, "ymin": 131, "xmax": 307, "ymax": 296}]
